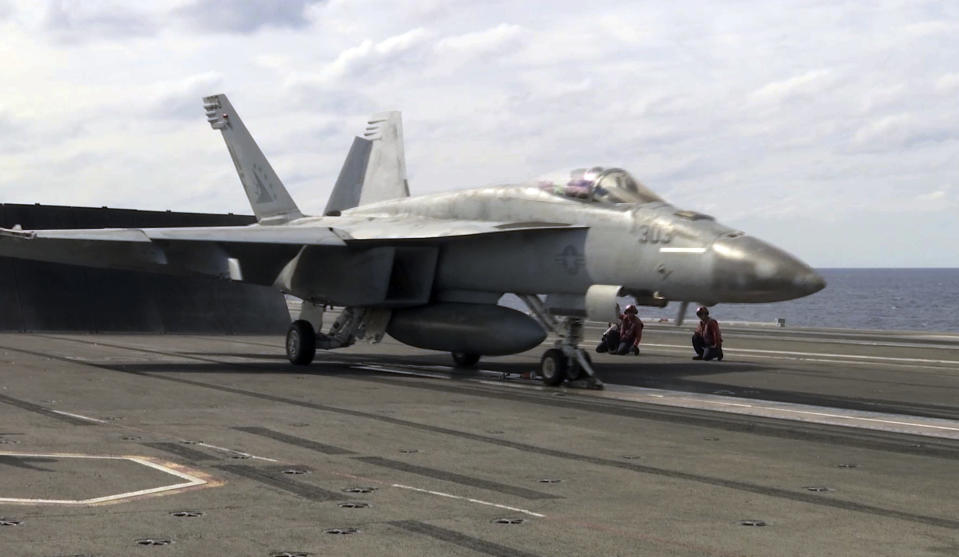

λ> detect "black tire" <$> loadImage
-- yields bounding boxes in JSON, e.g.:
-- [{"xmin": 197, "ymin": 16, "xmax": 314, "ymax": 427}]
[
  {"xmin": 286, "ymin": 320, "xmax": 316, "ymax": 365},
  {"xmin": 539, "ymin": 348, "xmax": 567, "ymax": 386},
  {"xmin": 451, "ymin": 352, "xmax": 480, "ymax": 367}
]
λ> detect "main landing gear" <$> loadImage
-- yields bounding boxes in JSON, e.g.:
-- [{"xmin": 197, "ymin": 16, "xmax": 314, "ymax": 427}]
[
  {"xmin": 285, "ymin": 303, "xmax": 390, "ymax": 365},
  {"xmin": 521, "ymin": 295, "xmax": 603, "ymax": 390},
  {"xmin": 286, "ymin": 320, "xmax": 316, "ymax": 365}
]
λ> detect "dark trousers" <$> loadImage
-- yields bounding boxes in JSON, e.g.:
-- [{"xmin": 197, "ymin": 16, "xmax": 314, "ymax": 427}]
[
  {"xmin": 596, "ymin": 330, "xmax": 620, "ymax": 353},
  {"xmin": 692, "ymin": 333, "xmax": 723, "ymax": 361},
  {"xmin": 615, "ymin": 338, "xmax": 636, "ymax": 355}
]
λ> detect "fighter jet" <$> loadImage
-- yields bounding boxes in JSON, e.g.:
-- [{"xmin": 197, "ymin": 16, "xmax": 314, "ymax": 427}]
[{"xmin": 0, "ymin": 94, "xmax": 824, "ymax": 388}]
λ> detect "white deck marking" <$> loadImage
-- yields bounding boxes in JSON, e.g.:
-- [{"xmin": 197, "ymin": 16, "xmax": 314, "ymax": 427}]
[
  {"xmin": 640, "ymin": 343, "xmax": 959, "ymax": 366},
  {"xmin": 588, "ymin": 384, "xmax": 959, "ymax": 439},
  {"xmin": 0, "ymin": 452, "xmax": 207, "ymax": 505},
  {"xmin": 391, "ymin": 483, "xmax": 545, "ymax": 518},
  {"xmin": 195, "ymin": 442, "xmax": 278, "ymax": 463},
  {"xmin": 477, "ymin": 378, "xmax": 959, "ymax": 439},
  {"xmin": 355, "ymin": 363, "xmax": 959, "ymax": 439},
  {"xmin": 50, "ymin": 410, "xmax": 108, "ymax": 424}
]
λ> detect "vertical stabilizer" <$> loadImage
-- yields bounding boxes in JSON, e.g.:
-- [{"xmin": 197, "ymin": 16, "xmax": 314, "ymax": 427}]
[
  {"xmin": 324, "ymin": 111, "xmax": 409, "ymax": 215},
  {"xmin": 204, "ymin": 94, "xmax": 303, "ymax": 223}
]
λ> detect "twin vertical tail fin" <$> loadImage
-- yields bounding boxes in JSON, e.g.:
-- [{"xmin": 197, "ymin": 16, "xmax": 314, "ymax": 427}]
[
  {"xmin": 204, "ymin": 94, "xmax": 303, "ymax": 224},
  {"xmin": 324, "ymin": 111, "xmax": 409, "ymax": 215}
]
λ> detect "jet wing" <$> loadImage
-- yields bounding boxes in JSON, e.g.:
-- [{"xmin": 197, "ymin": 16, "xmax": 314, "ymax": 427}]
[
  {"xmin": 0, "ymin": 218, "xmax": 581, "ymax": 246},
  {"xmin": 0, "ymin": 217, "xmax": 587, "ymax": 295},
  {"xmin": 0, "ymin": 224, "xmax": 346, "ymax": 281},
  {"xmin": 1, "ymin": 225, "xmax": 345, "ymax": 245}
]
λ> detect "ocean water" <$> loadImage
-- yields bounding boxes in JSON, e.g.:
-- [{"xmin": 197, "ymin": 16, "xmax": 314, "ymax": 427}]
[{"xmin": 638, "ymin": 269, "xmax": 959, "ymax": 333}]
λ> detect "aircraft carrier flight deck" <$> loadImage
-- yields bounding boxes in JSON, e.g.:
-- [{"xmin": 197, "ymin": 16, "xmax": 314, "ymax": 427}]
[{"xmin": 1, "ymin": 324, "xmax": 957, "ymax": 557}]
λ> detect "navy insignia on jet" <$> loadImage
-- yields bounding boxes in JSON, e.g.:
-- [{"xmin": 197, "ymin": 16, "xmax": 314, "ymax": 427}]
[
  {"xmin": 555, "ymin": 245, "xmax": 585, "ymax": 275},
  {"xmin": 252, "ymin": 164, "xmax": 276, "ymax": 203}
]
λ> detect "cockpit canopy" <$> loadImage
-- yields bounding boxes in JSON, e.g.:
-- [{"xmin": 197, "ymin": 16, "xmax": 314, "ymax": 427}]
[{"xmin": 534, "ymin": 167, "xmax": 664, "ymax": 205}]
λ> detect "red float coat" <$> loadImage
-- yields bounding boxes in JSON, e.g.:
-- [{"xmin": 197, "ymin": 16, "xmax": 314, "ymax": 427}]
[
  {"xmin": 695, "ymin": 317, "xmax": 723, "ymax": 347},
  {"xmin": 620, "ymin": 314, "xmax": 644, "ymax": 347}
]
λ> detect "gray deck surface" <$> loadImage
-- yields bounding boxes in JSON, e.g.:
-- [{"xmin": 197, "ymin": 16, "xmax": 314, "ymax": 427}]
[{"xmin": 0, "ymin": 324, "xmax": 957, "ymax": 556}]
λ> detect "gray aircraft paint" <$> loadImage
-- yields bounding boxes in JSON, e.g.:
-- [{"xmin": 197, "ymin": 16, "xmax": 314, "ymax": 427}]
[
  {"xmin": 325, "ymin": 111, "xmax": 408, "ymax": 216},
  {"xmin": 204, "ymin": 95, "xmax": 303, "ymax": 224}
]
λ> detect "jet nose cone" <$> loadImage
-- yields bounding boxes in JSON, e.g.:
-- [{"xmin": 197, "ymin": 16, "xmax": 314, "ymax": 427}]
[
  {"xmin": 712, "ymin": 236, "xmax": 825, "ymax": 302},
  {"xmin": 795, "ymin": 269, "xmax": 827, "ymax": 297}
]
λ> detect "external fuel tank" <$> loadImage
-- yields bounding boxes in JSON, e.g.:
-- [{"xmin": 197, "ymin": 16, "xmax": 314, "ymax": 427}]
[{"xmin": 386, "ymin": 303, "xmax": 546, "ymax": 355}]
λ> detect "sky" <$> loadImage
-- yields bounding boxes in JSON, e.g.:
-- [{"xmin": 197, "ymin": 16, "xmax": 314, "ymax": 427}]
[{"xmin": 0, "ymin": 0, "xmax": 957, "ymax": 267}]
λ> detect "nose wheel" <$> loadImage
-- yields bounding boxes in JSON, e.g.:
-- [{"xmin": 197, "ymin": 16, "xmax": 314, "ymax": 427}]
[{"xmin": 539, "ymin": 349, "xmax": 567, "ymax": 385}]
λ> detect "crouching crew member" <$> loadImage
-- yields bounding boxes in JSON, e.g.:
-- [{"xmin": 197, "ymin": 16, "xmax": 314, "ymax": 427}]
[
  {"xmin": 692, "ymin": 306, "xmax": 723, "ymax": 361},
  {"xmin": 616, "ymin": 304, "xmax": 644, "ymax": 355}
]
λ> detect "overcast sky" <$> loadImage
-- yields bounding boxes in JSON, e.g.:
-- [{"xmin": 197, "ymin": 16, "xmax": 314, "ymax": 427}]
[{"xmin": 1, "ymin": 0, "xmax": 957, "ymax": 267}]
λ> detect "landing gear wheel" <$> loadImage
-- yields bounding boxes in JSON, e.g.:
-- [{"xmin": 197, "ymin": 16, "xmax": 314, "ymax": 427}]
[
  {"xmin": 539, "ymin": 348, "xmax": 567, "ymax": 386},
  {"xmin": 286, "ymin": 320, "xmax": 316, "ymax": 365},
  {"xmin": 451, "ymin": 352, "xmax": 480, "ymax": 367}
]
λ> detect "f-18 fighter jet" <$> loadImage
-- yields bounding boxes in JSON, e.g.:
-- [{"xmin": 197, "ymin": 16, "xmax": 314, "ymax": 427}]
[{"xmin": 0, "ymin": 94, "xmax": 825, "ymax": 388}]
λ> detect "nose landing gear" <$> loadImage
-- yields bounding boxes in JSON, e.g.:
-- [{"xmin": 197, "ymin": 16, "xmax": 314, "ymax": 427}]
[{"xmin": 521, "ymin": 295, "xmax": 603, "ymax": 389}]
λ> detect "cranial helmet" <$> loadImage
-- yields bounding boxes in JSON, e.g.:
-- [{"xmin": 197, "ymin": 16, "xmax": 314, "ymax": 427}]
[
  {"xmin": 696, "ymin": 306, "xmax": 709, "ymax": 316},
  {"xmin": 624, "ymin": 304, "xmax": 638, "ymax": 314}
]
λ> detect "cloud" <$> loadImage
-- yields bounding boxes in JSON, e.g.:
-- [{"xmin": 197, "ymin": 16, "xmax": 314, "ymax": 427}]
[
  {"xmin": 327, "ymin": 27, "xmax": 433, "ymax": 79},
  {"xmin": 917, "ymin": 189, "xmax": 946, "ymax": 201},
  {"xmin": 0, "ymin": 109, "xmax": 28, "ymax": 152},
  {"xmin": 435, "ymin": 23, "xmax": 524, "ymax": 56},
  {"xmin": 42, "ymin": 0, "xmax": 156, "ymax": 41},
  {"xmin": 30, "ymin": 0, "xmax": 324, "ymax": 41},
  {"xmin": 148, "ymin": 72, "xmax": 225, "ymax": 120},
  {"xmin": 749, "ymin": 70, "xmax": 836, "ymax": 105},
  {"xmin": 904, "ymin": 20, "xmax": 959, "ymax": 37},
  {"xmin": 936, "ymin": 73, "xmax": 959, "ymax": 94},
  {"xmin": 286, "ymin": 27, "xmax": 433, "ymax": 94},
  {"xmin": 2, "ymin": 1, "xmax": 959, "ymax": 266},
  {"xmin": 850, "ymin": 114, "xmax": 956, "ymax": 152},
  {"xmin": 174, "ymin": 0, "xmax": 323, "ymax": 33}
]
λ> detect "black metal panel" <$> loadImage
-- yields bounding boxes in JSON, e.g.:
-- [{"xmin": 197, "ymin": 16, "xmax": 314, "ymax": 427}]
[
  {"xmin": 212, "ymin": 280, "xmax": 292, "ymax": 334},
  {"xmin": 85, "ymin": 269, "xmax": 165, "ymax": 332},
  {"xmin": 0, "ymin": 206, "xmax": 25, "ymax": 330},
  {"xmin": 6, "ymin": 206, "xmax": 96, "ymax": 331},
  {"xmin": 0, "ymin": 204, "xmax": 284, "ymax": 333}
]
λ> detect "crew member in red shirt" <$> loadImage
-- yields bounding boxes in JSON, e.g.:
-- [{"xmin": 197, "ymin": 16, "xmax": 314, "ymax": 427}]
[
  {"xmin": 616, "ymin": 304, "xmax": 644, "ymax": 355},
  {"xmin": 692, "ymin": 306, "xmax": 723, "ymax": 361}
]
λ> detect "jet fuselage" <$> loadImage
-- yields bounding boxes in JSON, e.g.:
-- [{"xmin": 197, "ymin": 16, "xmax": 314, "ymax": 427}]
[{"xmin": 289, "ymin": 183, "xmax": 824, "ymax": 307}]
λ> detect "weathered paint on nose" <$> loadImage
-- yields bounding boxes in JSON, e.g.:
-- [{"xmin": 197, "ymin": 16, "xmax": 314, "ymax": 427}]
[{"xmin": 711, "ymin": 236, "xmax": 825, "ymax": 302}]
